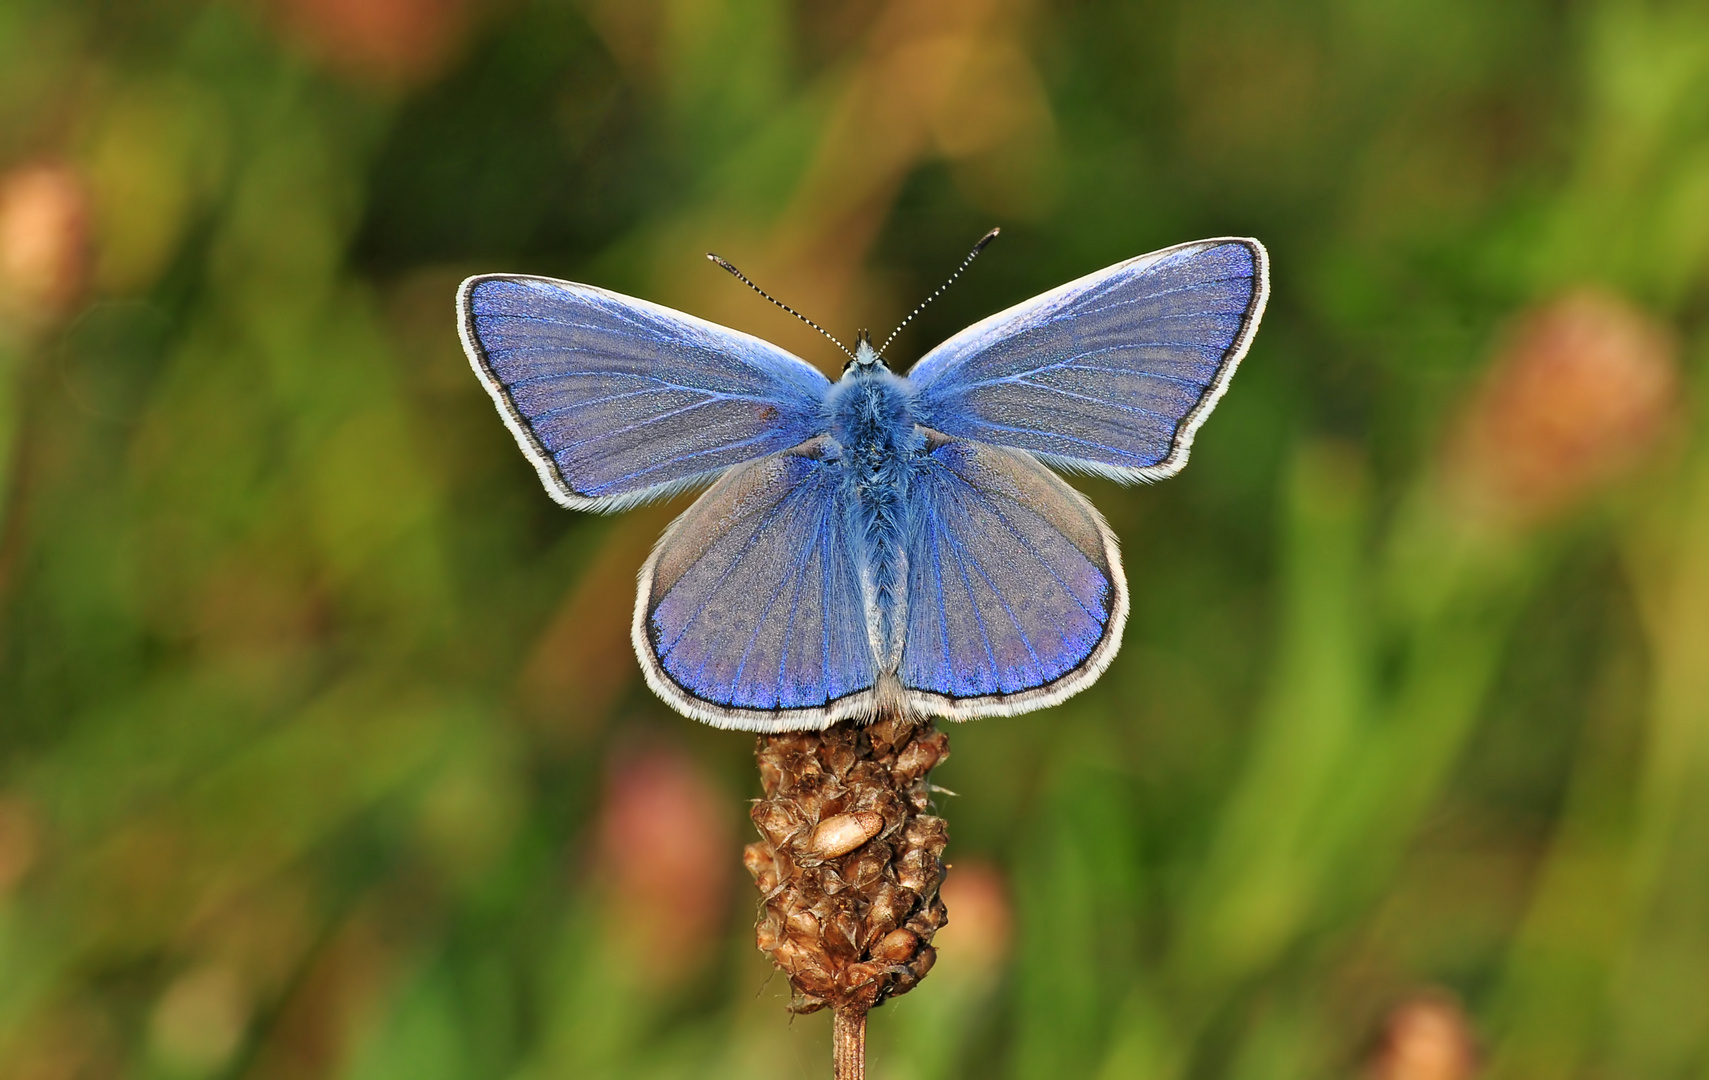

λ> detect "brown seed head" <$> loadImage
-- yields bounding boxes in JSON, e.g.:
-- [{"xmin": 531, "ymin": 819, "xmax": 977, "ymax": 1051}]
[
  {"xmin": 892, "ymin": 729, "xmax": 950, "ymax": 782},
  {"xmin": 745, "ymin": 719, "xmax": 951, "ymax": 1015},
  {"xmin": 743, "ymin": 842, "xmax": 779, "ymax": 894},
  {"xmin": 752, "ymin": 801, "xmax": 804, "ymax": 848},
  {"xmin": 872, "ymin": 928, "xmax": 920, "ymax": 962},
  {"xmin": 804, "ymin": 811, "xmax": 886, "ymax": 859}
]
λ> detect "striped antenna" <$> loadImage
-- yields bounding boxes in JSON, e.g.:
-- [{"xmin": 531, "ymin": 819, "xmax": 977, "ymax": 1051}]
[
  {"xmin": 878, "ymin": 227, "xmax": 1000, "ymax": 356},
  {"xmin": 707, "ymin": 254, "xmax": 855, "ymax": 362}
]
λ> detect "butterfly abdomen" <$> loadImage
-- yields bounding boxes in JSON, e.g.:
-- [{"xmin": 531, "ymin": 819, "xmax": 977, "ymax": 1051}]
[{"xmin": 827, "ymin": 370, "xmax": 923, "ymax": 678}]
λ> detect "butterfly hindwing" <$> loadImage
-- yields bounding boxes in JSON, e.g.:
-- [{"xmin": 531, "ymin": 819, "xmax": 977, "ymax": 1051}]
[
  {"xmin": 899, "ymin": 436, "xmax": 1127, "ymax": 718},
  {"xmin": 458, "ymin": 274, "xmax": 831, "ymax": 511},
  {"xmin": 634, "ymin": 438, "xmax": 877, "ymax": 731},
  {"xmin": 906, "ymin": 238, "xmax": 1267, "ymax": 481}
]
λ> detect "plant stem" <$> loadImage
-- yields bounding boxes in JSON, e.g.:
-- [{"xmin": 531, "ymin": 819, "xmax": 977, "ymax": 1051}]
[{"xmin": 833, "ymin": 1008, "xmax": 866, "ymax": 1080}]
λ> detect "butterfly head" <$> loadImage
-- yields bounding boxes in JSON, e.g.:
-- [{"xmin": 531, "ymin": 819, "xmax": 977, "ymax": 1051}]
[{"xmin": 847, "ymin": 329, "xmax": 888, "ymax": 373}]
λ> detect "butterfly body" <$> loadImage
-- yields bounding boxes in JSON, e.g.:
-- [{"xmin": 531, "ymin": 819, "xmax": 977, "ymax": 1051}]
[
  {"xmin": 459, "ymin": 238, "xmax": 1268, "ymax": 731},
  {"xmin": 827, "ymin": 342, "xmax": 923, "ymax": 678}
]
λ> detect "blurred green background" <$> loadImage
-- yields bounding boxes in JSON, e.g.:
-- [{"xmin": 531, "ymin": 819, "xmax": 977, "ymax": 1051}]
[{"xmin": 3, "ymin": 0, "xmax": 1708, "ymax": 1077}]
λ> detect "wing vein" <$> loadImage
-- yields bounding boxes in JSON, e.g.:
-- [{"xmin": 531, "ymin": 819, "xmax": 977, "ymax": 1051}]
[
  {"xmin": 556, "ymin": 397, "xmax": 724, "ymax": 452},
  {"xmin": 958, "ymin": 419, "xmax": 1139, "ymax": 459},
  {"xmin": 946, "ymin": 502, "xmax": 1002, "ymax": 687},
  {"xmin": 946, "ymin": 346, "xmax": 1220, "ymax": 395},
  {"xmin": 777, "ymin": 504, "xmax": 823, "ymax": 706},
  {"xmin": 1009, "ymin": 378, "xmax": 1179, "ymax": 422},
  {"xmin": 579, "ymin": 432, "xmax": 774, "ymax": 490},
  {"xmin": 655, "ymin": 474, "xmax": 815, "ymax": 657},
  {"xmin": 728, "ymin": 493, "xmax": 822, "ymax": 706},
  {"xmin": 930, "ymin": 511, "xmax": 953, "ymax": 682},
  {"xmin": 944, "ymin": 468, "xmax": 1104, "ymax": 624},
  {"xmin": 944, "ymin": 480, "xmax": 1044, "ymax": 679}
]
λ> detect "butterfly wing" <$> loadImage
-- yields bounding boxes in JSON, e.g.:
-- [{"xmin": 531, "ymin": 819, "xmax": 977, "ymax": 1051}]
[
  {"xmin": 899, "ymin": 435, "xmax": 1127, "ymax": 718},
  {"xmin": 634, "ymin": 438, "xmax": 877, "ymax": 731},
  {"xmin": 459, "ymin": 274, "xmax": 832, "ymax": 511},
  {"xmin": 907, "ymin": 238, "xmax": 1267, "ymax": 481}
]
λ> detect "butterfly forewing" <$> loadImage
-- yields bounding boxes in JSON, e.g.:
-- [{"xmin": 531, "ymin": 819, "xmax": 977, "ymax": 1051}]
[
  {"xmin": 459, "ymin": 275, "xmax": 830, "ymax": 511},
  {"xmin": 907, "ymin": 238, "xmax": 1267, "ymax": 481},
  {"xmin": 899, "ymin": 438, "xmax": 1127, "ymax": 717},
  {"xmin": 635, "ymin": 440, "xmax": 877, "ymax": 731}
]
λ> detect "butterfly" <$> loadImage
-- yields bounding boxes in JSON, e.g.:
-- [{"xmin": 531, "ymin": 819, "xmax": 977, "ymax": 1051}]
[{"xmin": 457, "ymin": 235, "xmax": 1268, "ymax": 732}]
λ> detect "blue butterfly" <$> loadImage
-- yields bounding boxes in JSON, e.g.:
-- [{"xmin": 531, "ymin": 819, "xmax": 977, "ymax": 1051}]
[{"xmin": 457, "ymin": 236, "xmax": 1268, "ymax": 731}]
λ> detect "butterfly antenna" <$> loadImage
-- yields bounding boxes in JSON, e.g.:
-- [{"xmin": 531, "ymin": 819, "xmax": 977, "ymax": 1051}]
[
  {"xmin": 707, "ymin": 254, "xmax": 856, "ymax": 361},
  {"xmin": 878, "ymin": 227, "xmax": 1000, "ymax": 356}
]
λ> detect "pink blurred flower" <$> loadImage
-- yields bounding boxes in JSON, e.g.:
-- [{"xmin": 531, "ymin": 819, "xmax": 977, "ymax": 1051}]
[
  {"xmin": 1367, "ymin": 991, "xmax": 1479, "ymax": 1080},
  {"xmin": 270, "ymin": 0, "xmax": 481, "ymax": 88},
  {"xmin": 594, "ymin": 745, "xmax": 734, "ymax": 985},
  {"xmin": 1445, "ymin": 289, "xmax": 1679, "ymax": 527},
  {"xmin": 935, "ymin": 859, "xmax": 1011, "ymax": 974},
  {"xmin": 0, "ymin": 162, "xmax": 90, "ymax": 326}
]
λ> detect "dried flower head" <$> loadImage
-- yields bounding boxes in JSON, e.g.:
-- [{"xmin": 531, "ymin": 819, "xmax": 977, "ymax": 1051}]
[
  {"xmin": 744, "ymin": 716, "xmax": 950, "ymax": 1017},
  {"xmin": 1445, "ymin": 289, "xmax": 1679, "ymax": 527}
]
